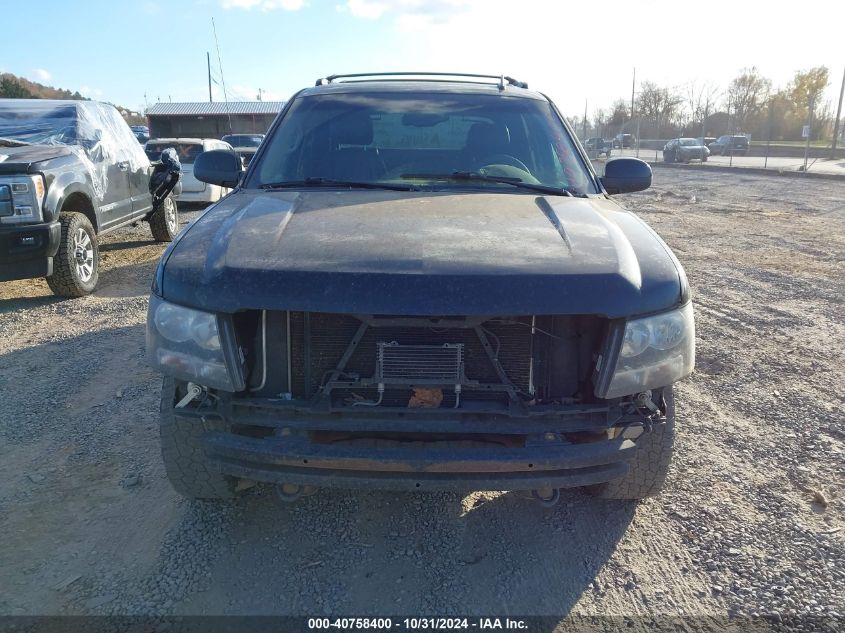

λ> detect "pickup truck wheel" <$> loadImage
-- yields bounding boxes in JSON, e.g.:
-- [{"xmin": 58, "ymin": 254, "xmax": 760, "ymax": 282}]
[
  {"xmin": 589, "ymin": 386, "xmax": 675, "ymax": 500},
  {"xmin": 160, "ymin": 377, "xmax": 241, "ymax": 500},
  {"xmin": 46, "ymin": 212, "xmax": 98, "ymax": 297},
  {"xmin": 149, "ymin": 196, "xmax": 179, "ymax": 242}
]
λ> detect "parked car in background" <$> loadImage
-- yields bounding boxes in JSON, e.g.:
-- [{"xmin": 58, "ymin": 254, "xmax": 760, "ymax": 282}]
[
  {"xmin": 663, "ymin": 138, "xmax": 709, "ymax": 163},
  {"xmin": 221, "ymin": 133, "xmax": 265, "ymax": 167},
  {"xmin": 0, "ymin": 100, "xmax": 179, "ymax": 296},
  {"xmin": 130, "ymin": 125, "xmax": 150, "ymax": 144},
  {"xmin": 708, "ymin": 135, "xmax": 749, "ymax": 156},
  {"xmin": 144, "ymin": 138, "xmax": 234, "ymax": 203},
  {"xmin": 147, "ymin": 72, "xmax": 695, "ymax": 506},
  {"xmin": 613, "ymin": 133, "xmax": 636, "ymax": 149},
  {"xmin": 583, "ymin": 137, "xmax": 612, "ymax": 157},
  {"xmin": 696, "ymin": 137, "xmax": 717, "ymax": 148}
]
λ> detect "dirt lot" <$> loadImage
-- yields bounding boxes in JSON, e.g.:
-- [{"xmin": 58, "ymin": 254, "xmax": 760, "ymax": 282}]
[{"xmin": 1, "ymin": 172, "xmax": 843, "ymax": 627}]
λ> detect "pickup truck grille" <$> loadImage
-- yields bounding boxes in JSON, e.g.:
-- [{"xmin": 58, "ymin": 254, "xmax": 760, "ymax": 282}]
[{"xmin": 288, "ymin": 312, "xmax": 533, "ymax": 404}]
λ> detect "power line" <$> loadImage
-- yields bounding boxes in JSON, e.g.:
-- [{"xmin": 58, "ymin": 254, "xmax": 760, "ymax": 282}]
[{"xmin": 211, "ymin": 17, "xmax": 232, "ymax": 133}]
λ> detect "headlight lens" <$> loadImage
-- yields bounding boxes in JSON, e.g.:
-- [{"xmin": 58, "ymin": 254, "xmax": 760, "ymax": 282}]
[
  {"xmin": 146, "ymin": 295, "xmax": 241, "ymax": 392},
  {"xmin": 621, "ymin": 321, "xmax": 650, "ymax": 357},
  {"xmin": 154, "ymin": 301, "xmax": 194, "ymax": 343},
  {"xmin": 0, "ymin": 175, "xmax": 45, "ymax": 224},
  {"xmin": 191, "ymin": 314, "xmax": 221, "ymax": 350},
  {"xmin": 601, "ymin": 303, "xmax": 695, "ymax": 399}
]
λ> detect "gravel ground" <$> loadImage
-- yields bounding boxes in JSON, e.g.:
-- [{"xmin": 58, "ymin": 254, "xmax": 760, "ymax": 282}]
[{"xmin": 0, "ymin": 174, "xmax": 843, "ymax": 628}]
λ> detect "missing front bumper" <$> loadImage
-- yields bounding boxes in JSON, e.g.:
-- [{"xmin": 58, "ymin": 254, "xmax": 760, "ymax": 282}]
[{"xmin": 204, "ymin": 432, "xmax": 636, "ymax": 492}]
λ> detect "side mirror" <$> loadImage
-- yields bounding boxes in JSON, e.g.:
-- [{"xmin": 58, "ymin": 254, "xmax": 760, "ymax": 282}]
[
  {"xmin": 194, "ymin": 149, "xmax": 243, "ymax": 188},
  {"xmin": 600, "ymin": 157, "xmax": 652, "ymax": 194}
]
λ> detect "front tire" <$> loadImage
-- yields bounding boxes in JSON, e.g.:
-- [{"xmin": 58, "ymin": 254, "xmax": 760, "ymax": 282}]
[
  {"xmin": 160, "ymin": 377, "xmax": 241, "ymax": 500},
  {"xmin": 589, "ymin": 387, "xmax": 675, "ymax": 500},
  {"xmin": 46, "ymin": 212, "xmax": 99, "ymax": 297},
  {"xmin": 149, "ymin": 196, "xmax": 179, "ymax": 242}
]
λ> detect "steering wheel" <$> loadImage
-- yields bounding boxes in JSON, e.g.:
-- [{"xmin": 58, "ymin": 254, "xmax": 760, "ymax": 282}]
[{"xmin": 477, "ymin": 154, "xmax": 531, "ymax": 172}]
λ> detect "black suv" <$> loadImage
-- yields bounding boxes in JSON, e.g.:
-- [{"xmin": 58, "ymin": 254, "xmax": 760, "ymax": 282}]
[
  {"xmin": 147, "ymin": 73, "xmax": 695, "ymax": 505},
  {"xmin": 0, "ymin": 100, "xmax": 180, "ymax": 296},
  {"xmin": 708, "ymin": 135, "xmax": 749, "ymax": 156}
]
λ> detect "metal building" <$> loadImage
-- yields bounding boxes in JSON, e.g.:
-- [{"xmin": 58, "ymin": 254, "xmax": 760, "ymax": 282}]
[{"xmin": 146, "ymin": 101, "xmax": 285, "ymax": 139}]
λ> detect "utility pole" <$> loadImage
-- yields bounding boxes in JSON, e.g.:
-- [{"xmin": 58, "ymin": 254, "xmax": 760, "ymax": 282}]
[
  {"xmin": 583, "ymin": 99, "xmax": 588, "ymax": 139},
  {"xmin": 631, "ymin": 67, "xmax": 636, "ymax": 121},
  {"xmin": 831, "ymin": 66, "xmax": 845, "ymax": 157},
  {"xmin": 803, "ymin": 95, "xmax": 815, "ymax": 172},
  {"xmin": 207, "ymin": 52, "xmax": 213, "ymax": 102},
  {"xmin": 765, "ymin": 98, "xmax": 773, "ymax": 169}
]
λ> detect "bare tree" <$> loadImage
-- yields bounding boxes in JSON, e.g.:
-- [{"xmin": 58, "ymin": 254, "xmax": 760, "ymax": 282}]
[
  {"xmin": 609, "ymin": 99, "xmax": 629, "ymax": 129},
  {"xmin": 686, "ymin": 80, "xmax": 720, "ymax": 134},
  {"xmin": 726, "ymin": 67, "xmax": 771, "ymax": 133},
  {"xmin": 636, "ymin": 81, "xmax": 682, "ymax": 138},
  {"xmin": 592, "ymin": 107, "xmax": 607, "ymax": 138},
  {"xmin": 637, "ymin": 81, "xmax": 682, "ymax": 121}
]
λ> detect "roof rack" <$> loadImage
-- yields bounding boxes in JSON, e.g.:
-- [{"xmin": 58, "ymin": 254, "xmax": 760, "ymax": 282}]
[{"xmin": 314, "ymin": 72, "xmax": 528, "ymax": 90}]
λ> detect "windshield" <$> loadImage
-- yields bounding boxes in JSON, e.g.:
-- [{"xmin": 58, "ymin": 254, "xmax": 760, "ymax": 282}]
[
  {"xmin": 222, "ymin": 134, "xmax": 263, "ymax": 147},
  {"xmin": 145, "ymin": 142, "xmax": 203, "ymax": 164},
  {"xmin": 679, "ymin": 138, "xmax": 697, "ymax": 146},
  {"xmin": 0, "ymin": 102, "xmax": 81, "ymax": 145},
  {"xmin": 248, "ymin": 91, "xmax": 598, "ymax": 194}
]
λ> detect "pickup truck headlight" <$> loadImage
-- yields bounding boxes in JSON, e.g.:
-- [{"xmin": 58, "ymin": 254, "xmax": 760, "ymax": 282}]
[
  {"xmin": 601, "ymin": 303, "xmax": 695, "ymax": 399},
  {"xmin": 146, "ymin": 295, "xmax": 243, "ymax": 392},
  {"xmin": 0, "ymin": 175, "xmax": 45, "ymax": 224}
]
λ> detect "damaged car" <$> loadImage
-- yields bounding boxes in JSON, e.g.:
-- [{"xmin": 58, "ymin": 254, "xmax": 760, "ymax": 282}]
[
  {"xmin": 147, "ymin": 73, "xmax": 695, "ymax": 505},
  {"xmin": 0, "ymin": 99, "xmax": 181, "ymax": 296}
]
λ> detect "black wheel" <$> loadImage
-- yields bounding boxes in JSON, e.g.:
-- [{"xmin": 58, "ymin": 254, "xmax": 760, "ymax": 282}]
[
  {"xmin": 149, "ymin": 195, "xmax": 179, "ymax": 242},
  {"xmin": 589, "ymin": 387, "xmax": 675, "ymax": 500},
  {"xmin": 46, "ymin": 211, "xmax": 98, "ymax": 297},
  {"xmin": 160, "ymin": 377, "xmax": 241, "ymax": 500}
]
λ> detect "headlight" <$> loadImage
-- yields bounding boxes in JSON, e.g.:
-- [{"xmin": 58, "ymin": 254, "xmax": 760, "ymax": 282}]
[
  {"xmin": 146, "ymin": 295, "xmax": 243, "ymax": 392},
  {"xmin": 0, "ymin": 175, "xmax": 45, "ymax": 224},
  {"xmin": 599, "ymin": 303, "xmax": 695, "ymax": 399}
]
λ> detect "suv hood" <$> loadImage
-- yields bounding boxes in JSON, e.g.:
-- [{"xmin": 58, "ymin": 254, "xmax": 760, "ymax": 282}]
[
  {"xmin": 160, "ymin": 190, "xmax": 685, "ymax": 317},
  {"xmin": 0, "ymin": 144, "xmax": 73, "ymax": 173}
]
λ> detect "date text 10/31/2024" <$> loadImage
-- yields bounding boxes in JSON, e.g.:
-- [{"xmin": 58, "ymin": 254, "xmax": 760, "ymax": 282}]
[{"xmin": 307, "ymin": 618, "xmax": 529, "ymax": 630}]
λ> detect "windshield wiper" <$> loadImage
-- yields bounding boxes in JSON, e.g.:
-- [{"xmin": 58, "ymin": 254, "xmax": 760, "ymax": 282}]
[
  {"xmin": 400, "ymin": 171, "xmax": 587, "ymax": 197},
  {"xmin": 0, "ymin": 137, "xmax": 31, "ymax": 147},
  {"xmin": 259, "ymin": 177, "xmax": 418, "ymax": 192}
]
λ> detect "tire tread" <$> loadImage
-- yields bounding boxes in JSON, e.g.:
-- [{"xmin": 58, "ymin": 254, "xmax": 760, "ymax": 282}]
[
  {"xmin": 159, "ymin": 377, "xmax": 239, "ymax": 499},
  {"xmin": 590, "ymin": 387, "xmax": 675, "ymax": 500}
]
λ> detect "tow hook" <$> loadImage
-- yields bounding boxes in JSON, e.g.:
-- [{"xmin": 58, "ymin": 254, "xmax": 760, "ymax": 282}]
[
  {"xmin": 531, "ymin": 488, "xmax": 561, "ymax": 508},
  {"xmin": 175, "ymin": 382, "xmax": 203, "ymax": 408},
  {"xmin": 636, "ymin": 390, "xmax": 660, "ymax": 415},
  {"xmin": 275, "ymin": 483, "xmax": 318, "ymax": 503}
]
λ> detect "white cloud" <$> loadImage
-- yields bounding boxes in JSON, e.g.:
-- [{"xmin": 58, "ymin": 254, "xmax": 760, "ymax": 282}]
[
  {"xmin": 221, "ymin": 0, "xmax": 305, "ymax": 10},
  {"xmin": 345, "ymin": 0, "xmax": 389, "ymax": 19},
  {"xmin": 80, "ymin": 86, "xmax": 104, "ymax": 98},
  {"xmin": 33, "ymin": 68, "xmax": 51, "ymax": 81},
  {"xmin": 339, "ymin": 0, "xmax": 470, "ymax": 23}
]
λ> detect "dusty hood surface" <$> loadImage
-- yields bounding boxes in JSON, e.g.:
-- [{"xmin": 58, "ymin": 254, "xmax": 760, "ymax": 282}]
[
  {"xmin": 159, "ymin": 190, "xmax": 684, "ymax": 317},
  {"xmin": 0, "ymin": 144, "xmax": 73, "ymax": 173}
]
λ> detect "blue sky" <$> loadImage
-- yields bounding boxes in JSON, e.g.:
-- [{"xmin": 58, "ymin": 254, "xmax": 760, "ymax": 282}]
[{"xmin": 2, "ymin": 0, "xmax": 843, "ymax": 117}]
